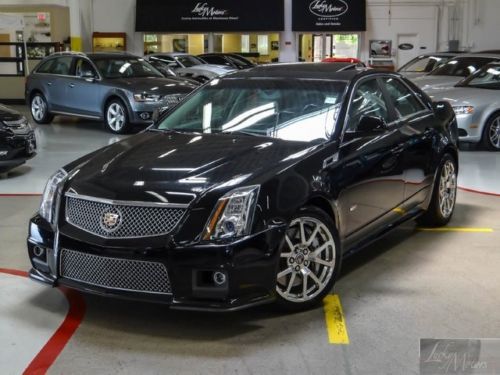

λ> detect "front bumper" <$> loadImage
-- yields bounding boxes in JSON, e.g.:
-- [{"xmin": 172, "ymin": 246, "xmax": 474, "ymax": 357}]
[
  {"xmin": 27, "ymin": 215, "xmax": 286, "ymax": 311},
  {"xmin": 456, "ymin": 113, "xmax": 482, "ymax": 143},
  {"xmin": 0, "ymin": 130, "xmax": 36, "ymax": 171}
]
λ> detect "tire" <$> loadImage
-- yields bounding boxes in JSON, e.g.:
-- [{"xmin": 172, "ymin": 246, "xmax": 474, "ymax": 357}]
[
  {"xmin": 275, "ymin": 206, "xmax": 341, "ymax": 311},
  {"xmin": 481, "ymin": 113, "xmax": 500, "ymax": 151},
  {"xmin": 30, "ymin": 93, "xmax": 54, "ymax": 124},
  {"xmin": 417, "ymin": 153, "xmax": 458, "ymax": 227},
  {"xmin": 105, "ymin": 99, "xmax": 131, "ymax": 134}
]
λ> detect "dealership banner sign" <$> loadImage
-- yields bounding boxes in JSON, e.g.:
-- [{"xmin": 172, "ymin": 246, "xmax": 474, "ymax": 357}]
[
  {"xmin": 136, "ymin": 0, "xmax": 284, "ymax": 32},
  {"xmin": 292, "ymin": 0, "xmax": 366, "ymax": 32}
]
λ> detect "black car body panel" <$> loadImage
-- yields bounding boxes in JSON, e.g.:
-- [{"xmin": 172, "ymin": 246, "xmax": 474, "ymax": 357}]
[
  {"xmin": 27, "ymin": 65, "xmax": 458, "ymax": 310},
  {"xmin": 0, "ymin": 104, "xmax": 36, "ymax": 172}
]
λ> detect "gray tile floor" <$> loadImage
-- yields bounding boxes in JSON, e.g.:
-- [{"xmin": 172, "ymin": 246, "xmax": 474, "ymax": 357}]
[{"xmin": 1, "ymin": 109, "xmax": 499, "ymax": 374}]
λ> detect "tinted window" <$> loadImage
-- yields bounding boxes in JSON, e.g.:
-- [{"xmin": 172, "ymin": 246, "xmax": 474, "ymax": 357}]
[
  {"xmin": 460, "ymin": 64, "xmax": 500, "ymax": 90},
  {"xmin": 175, "ymin": 55, "xmax": 205, "ymax": 67},
  {"xmin": 92, "ymin": 57, "xmax": 163, "ymax": 79},
  {"xmin": 399, "ymin": 55, "xmax": 447, "ymax": 73},
  {"xmin": 430, "ymin": 57, "xmax": 496, "ymax": 77},
  {"xmin": 201, "ymin": 55, "xmax": 230, "ymax": 66},
  {"xmin": 227, "ymin": 55, "xmax": 254, "ymax": 68},
  {"xmin": 37, "ymin": 57, "xmax": 72, "ymax": 75},
  {"xmin": 75, "ymin": 58, "xmax": 97, "ymax": 77},
  {"xmin": 157, "ymin": 79, "xmax": 347, "ymax": 142},
  {"xmin": 346, "ymin": 79, "xmax": 390, "ymax": 131},
  {"xmin": 36, "ymin": 58, "xmax": 56, "ymax": 73},
  {"xmin": 382, "ymin": 77, "xmax": 426, "ymax": 117}
]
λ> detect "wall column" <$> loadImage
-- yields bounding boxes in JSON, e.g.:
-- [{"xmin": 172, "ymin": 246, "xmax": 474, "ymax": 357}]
[
  {"xmin": 279, "ymin": 0, "xmax": 297, "ymax": 62},
  {"xmin": 68, "ymin": 0, "xmax": 82, "ymax": 51}
]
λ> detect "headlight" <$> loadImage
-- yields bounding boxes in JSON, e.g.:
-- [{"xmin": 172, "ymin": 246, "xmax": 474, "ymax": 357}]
[
  {"xmin": 203, "ymin": 185, "xmax": 260, "ymax": 240},
  {"xmin": 39, "ymin": 169, "xmax": 67, "ymax": 225},
  {"xmin": 1, "ymin": 117, "xmax": 31, "ymax": 133},
  {"xmin": 452, "ymin": 106, "xmax": 474, "ymax": 115},
  {"xmin": 133, "ymin": 93, "xmax": 162, "ymax": 102}
]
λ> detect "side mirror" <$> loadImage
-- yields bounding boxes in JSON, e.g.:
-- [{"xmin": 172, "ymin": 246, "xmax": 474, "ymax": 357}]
[
  {"xmin": 357, "ymin": 115, "xmax": 387, "ymax": 133},
  {"xmin": 81, "ymin": 70, "xmax": 96, "ymax": 82}
]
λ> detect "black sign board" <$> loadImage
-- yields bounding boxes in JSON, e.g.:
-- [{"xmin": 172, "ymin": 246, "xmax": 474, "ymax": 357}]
[
  {"xmin": 136, "ymin": 0, "xmax": 285, "ymax": 32},
  {"xmin": 292, "ymin": 0, "xmax": 366, "ymax": 32}
]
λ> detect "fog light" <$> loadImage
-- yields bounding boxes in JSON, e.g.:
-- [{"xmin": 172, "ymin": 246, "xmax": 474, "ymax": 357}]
[
  {"xmin": 213, "ymin": 271, "xmax": 227, "ymax": 286},
  {"xmin": 139, "ymin": 112, "xmax": 151, "ymax": 120},
  {"xmin": 33, "ymin": 246, "xmax": 45, "ymax": 257}
]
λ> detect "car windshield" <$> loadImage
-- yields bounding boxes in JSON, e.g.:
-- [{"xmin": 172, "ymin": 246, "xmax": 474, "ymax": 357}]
[
  {"xmin": 176, "ymin": 55, "xmax": 205, "ymax": 67},
  {"xmin": 399, "ymin": 55, "xmax": 448, "ymax": 73},
  {"xmin": 429, "ymin": 57, "xmax": 496, "ymax": 77},
  {"xmin": 458, "ymin": 65, "xmax": 500, "ymax": 90},
  {"xmin": 156, "ymin": 78, "xmax": 347, "ymax": 142},
  {"xmin": 93, "ymin": 57, "xmax": 163, "ymax": 79}
]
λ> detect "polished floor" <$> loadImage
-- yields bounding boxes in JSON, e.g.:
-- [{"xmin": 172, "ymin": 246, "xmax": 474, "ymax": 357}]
[{"xmin": 1, "ymin": 109, "xmax": 500, "ymax": 374}]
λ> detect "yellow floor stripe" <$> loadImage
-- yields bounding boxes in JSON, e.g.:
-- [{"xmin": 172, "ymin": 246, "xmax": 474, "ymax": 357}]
[
  {"xmin": 417, "ymin": 227, "xmax": 493, "ymax": 233},
  {"xmin": 323, "ymin": 294, "xmax": 350, "ymax": 345}
]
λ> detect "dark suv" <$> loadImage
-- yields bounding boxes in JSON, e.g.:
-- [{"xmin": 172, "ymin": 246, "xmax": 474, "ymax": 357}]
[{"xmin": 26, "ymin": 52, "xmax": 197, "ymax": 133}]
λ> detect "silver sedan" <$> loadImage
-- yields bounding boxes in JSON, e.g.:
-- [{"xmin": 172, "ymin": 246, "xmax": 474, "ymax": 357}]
[{"xmin": 431, "ymin": 63, "xmax": 500, "ymax": 150}]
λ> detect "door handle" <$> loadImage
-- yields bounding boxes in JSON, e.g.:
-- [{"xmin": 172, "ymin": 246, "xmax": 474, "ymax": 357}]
[
  {"xmin": 69, "ymin": 83, "xmax": 75, "ymax": 88},
  {"xmin": 323, "ymin": 153, "xmax": 339, "ymax": 169},
  {"xmin": 47, "ymin": 82, "xmax": 52, "ymax": 86}
]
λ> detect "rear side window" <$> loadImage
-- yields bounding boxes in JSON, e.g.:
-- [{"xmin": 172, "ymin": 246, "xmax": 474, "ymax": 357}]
[
  {"xmin": 36, "ymin": 59, "xmax": 57, "ymax": 73},
  {"xmin": 382, "ymin": 77, "xmax": 426, "ymax": 118},
  {"xmin": 202, "ymin": 55, "xmax": 229, "ymax": 65}
]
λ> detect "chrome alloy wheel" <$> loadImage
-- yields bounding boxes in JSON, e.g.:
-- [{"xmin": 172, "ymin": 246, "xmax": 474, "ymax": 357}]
[
  {"xmin": 276, "ymin": 217, "xmax": 336, "ymax": 303},
  {"xmin": 438, "ymin": 160, "xmax": 457, "ymax": 219},
  {"xmin": 488, "ymin": 117, "xmax": 500, "ymax": 149},
  {"xmin": 107, "ymin": 103, "xmax": 126, "ymax": 131},
  {"xmin": 31, "ymin": 96, "xmax": 46, "ymax": 121}
]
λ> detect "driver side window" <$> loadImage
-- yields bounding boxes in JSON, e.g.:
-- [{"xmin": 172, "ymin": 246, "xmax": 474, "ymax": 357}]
[
  {"xmin": 345, "ymin": 79, "xmax": 390, "ymax": 132},
  {"xmin": 75, "ymin": 58, "xmax": 97, "ymax": 78}
]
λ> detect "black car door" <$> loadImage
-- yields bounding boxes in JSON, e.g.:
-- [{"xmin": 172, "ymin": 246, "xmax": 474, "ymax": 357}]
[
  {"xmin": 334, "ymin": 77, "xmax": 406, "ymax": 240},
  {"xmin": 379, "ymin": 76, "xmax": 435, "ymax": 206}
]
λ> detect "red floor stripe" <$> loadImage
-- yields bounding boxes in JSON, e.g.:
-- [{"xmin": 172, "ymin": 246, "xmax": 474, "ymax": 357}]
[
  {"xmin": 459, "ymin": 186, "xmax": 500, "ymax": 197},
  {"xmin": 0, "ymin": 268, "xmax": 86, "ymax": 375}
]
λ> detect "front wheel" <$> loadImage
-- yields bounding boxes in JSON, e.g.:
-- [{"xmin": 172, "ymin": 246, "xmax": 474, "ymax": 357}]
[
  {"xmin": 105, "ymin": 100, "xmax": 131, "ymax": 134},
  {"xmin": 417, "ymin": 154, "xmax": 458, "ymax": 227},
  {"xmin": 30, "ymin": 94, "xmax": 54, "ymax": 124},
  {"xmin": 481, "ymin": 114, "xmax": 500, "ymax": 151},
  {"xmin": 275, "ymin": 206, "xmax": 341, "ymax": 311}
]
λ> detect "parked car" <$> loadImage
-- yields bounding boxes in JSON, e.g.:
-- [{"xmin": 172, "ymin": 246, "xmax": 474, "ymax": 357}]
[
  {"xmin": 0, "ymin": 105, "xmax": 36, "ymax": 173},
  {"xmin": 146, "ymin": 53, "xmax": 235, "ymax": 83},
  {"xmin": 26, "ymin": 52, "xmax": 197, "ymax": 134},
  {"xmin": 431, "ymin": 62, "xmax": 500, "ymax": 150},
  {"xmin": 27, "ymin": 65, "xmax": 458, "ymax": 311},
  {"xmin": 198, "ymin": 53, "xmax": 256, "ymax": 70},
  {"xmin": 412, "ymin": 53, "xmax": 500, "ymax": 94},
  {"xmin": 147, "ymin": 59, "xmax": 201, "ymax": 86},
  {"xmin": 398, "ymin": 52, "xmax": 464, "ymax": 79}
]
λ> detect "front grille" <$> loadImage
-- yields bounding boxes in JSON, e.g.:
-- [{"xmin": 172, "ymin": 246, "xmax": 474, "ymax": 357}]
[
  {"xmin": 65, "ymin": 195, "xmax": 186, "ymax": 238},
  {"xmin": 163, "ymin": 94, "xmax": 184, "ymax": 108},
  {"xmin": 60, "ymin": 248, "xmax": 172, "ymax": 294}
]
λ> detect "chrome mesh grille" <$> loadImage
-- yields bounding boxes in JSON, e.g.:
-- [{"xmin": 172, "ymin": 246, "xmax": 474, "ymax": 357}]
[
  {"xmin": 65, "ymin": 196, "xmax": 186, "ymax": 238},
  {"xmin": 60, "ymin": 248, "xmax": 171, "ymax": 294}
]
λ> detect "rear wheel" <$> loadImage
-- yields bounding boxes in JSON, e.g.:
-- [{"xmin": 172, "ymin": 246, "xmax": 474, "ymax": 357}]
[
  {"xmin": 275, "ymin": 206, "xmax": 341, "ymax": 311},
  {"xmin": 30, "ymin": 94, "xmax": 54, "ymax": 124},
  {"xmin": 481, "ymin": 114, "xmax": 500, "ymax": 151},
  {"xmin": 417, "ymin": 154, "xmax": 457, "ymax": 227},
  {"xmin": 105, "ymin": 100, "xmax": 131, "ymax": 134}
]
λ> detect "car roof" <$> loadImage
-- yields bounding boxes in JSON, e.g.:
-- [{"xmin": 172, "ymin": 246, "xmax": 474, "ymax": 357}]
[
  {"xmin": 448, "ymin": 52, "xmax": 500, "ymax": 59},
  {"xmin": 86, "ymin": 53, "xmax": 141, "ymax": 59},
  {"xmin": 225, "ymin": 63, "xmax": 376, "ymax": 80}
]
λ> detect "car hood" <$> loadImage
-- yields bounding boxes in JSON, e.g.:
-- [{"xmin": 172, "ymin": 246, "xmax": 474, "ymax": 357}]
[
  {"xmin": 105, "ymin": 77, "xmax": 197, "ymax": 94},
  {"xmin": 0, "ymin": 104, "xmax": 23, "ymax": 121},
  {"xmin": 184, "ymin": 64, "xmax": 235, "ymax": 75},
  {"xmin": 412, "ymin": 76, "xmax": 463, "ymax": 93},
  {"xmin": 65, "ymin": 131, "xmax": 315, "ymax": 204}
]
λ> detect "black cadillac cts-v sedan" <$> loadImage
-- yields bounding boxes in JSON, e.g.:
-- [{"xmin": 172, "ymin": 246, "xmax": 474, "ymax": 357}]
[{"xmin": 27, "ymin": 64, "xmax": 459, "ymax": 311}]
